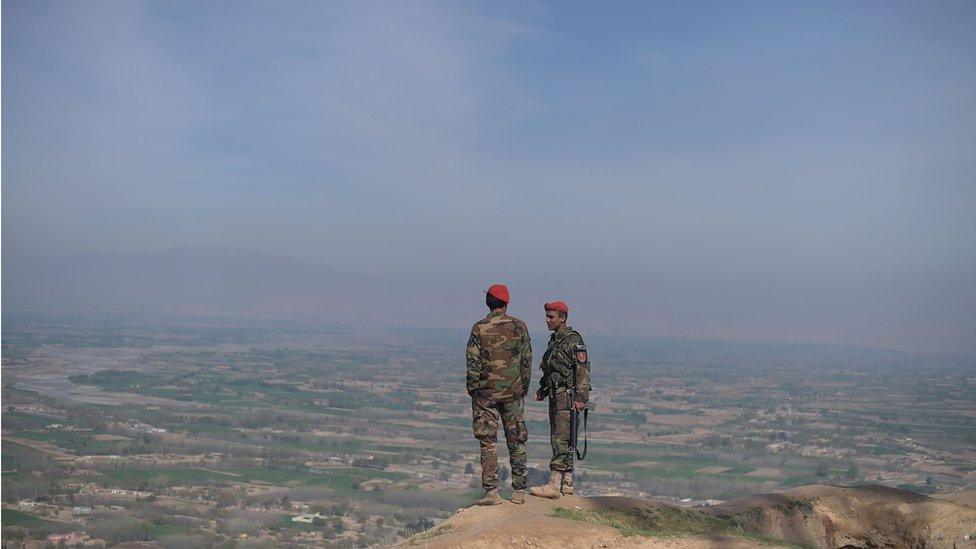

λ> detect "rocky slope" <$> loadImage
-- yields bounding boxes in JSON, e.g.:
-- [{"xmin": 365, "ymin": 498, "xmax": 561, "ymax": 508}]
[
  {"xmin": 710, "ymin": 484, "xmax": 976, "ymax": 548},
  {"xmin": 402, "ymin": 485, "xmax": 976, "ymax": 548}
]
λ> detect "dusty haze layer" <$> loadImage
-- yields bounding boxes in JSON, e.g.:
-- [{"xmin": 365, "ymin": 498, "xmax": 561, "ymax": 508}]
[
  {"xmin": 4, "ymin": 245, "xmax": 974, "ymax": 355},
  {"xmin": 3, "ymin": 2, "xmax": 975, "ymax": 353}
]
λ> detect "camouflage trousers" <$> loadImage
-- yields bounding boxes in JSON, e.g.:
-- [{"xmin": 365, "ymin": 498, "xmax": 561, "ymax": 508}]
[
  {"xmin": 471, "ymin": 395, "xmax": 527, "ymax": 490},
  {"xmin": 548, "ymin": 389, "xmax": 574, "ymax": 472}
]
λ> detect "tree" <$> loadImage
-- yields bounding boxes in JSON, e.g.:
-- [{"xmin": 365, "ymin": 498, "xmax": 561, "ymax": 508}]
[
  {"xmin": 216, "ymin": 490, "xmax": 238, "ymax": 508},
  {"xmin": 464, "ymin": 463, "xmax": 474, "ymax": 475},
  {"xmin": 846, "ymin": 465, "xmax": 859, "ymax": 480},
  {"xmin": 816, "ymin": 462, "xmax": 829, "ymax": 477}
]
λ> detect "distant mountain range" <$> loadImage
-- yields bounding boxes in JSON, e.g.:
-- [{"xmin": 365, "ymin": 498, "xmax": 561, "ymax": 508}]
[{"xmin": 5, "ymin": 245, "xmax": 975, "ymax": 355}]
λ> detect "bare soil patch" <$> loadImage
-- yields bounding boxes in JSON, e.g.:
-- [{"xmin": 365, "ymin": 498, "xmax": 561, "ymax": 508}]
[
  {"xmin": 745, "ymin": 468, "xmax": 781, "ymax": 477},
  {"xmin": 695, "ymin": 466, "xmax": 732, "ymax": 474},
  {"xmin": 938, "ymin": 490, "xmax": 976, "ymax": 508},
  {"xmin": 402, "ymin": 494, "xmax": 771, "ymax": 548}
]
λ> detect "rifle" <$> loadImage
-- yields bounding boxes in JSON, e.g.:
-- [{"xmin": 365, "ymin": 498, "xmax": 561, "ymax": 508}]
[{"xmin": 569, "ymin": 357, "xmax": 588, "ymax": 461}]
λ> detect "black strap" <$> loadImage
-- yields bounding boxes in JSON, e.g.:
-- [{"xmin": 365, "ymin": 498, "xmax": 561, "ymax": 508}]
[
  {"xmin": 569, "ymin": 341, "xmax": 587, "ymax": 461},
  {"xmin": 575, "ymin": 409, "xmax": 588, "ymax": 460}
]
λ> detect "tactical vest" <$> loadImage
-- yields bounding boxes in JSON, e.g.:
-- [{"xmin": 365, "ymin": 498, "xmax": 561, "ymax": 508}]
[{"xmin": 542, "ymin": 328, "xmax": 584, "ymax": 390}]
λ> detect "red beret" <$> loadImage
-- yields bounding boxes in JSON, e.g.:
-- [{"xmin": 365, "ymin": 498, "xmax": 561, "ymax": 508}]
[
  {"xmin": 544, "ymin": 301, "xmax": 568, "ymax": 313},
  {"xmin": 486, "ymin": 284, "xmax": 510, "ymax": 303}
]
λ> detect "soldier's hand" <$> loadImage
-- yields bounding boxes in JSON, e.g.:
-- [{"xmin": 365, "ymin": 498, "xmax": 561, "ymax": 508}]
[
  {"xmin": 533, "ymin": 389, "xmax": 545, "ymax": 401},
  {"xmin": 573, "ymin": 401, "xmax": 587, "ymax": 410}
]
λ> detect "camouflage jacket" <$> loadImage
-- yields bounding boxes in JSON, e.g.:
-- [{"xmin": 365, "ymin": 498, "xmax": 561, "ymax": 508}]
[
  {"xmin": 466, "ymin": 311, "xmax": 532, "ymax": 401},
  {"xmin": 538, "ymin": 327, "xmax": 591, "ymax": 403}
]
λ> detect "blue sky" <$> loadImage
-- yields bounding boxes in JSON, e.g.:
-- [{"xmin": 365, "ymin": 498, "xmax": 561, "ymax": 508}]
[{"xmin": 3, "ymin": 1, "xmax": 975, "ymax": 352}]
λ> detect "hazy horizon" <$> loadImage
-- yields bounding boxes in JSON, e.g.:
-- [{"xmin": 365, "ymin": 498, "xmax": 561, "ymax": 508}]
[{"xmin": 4, "ymin": 1, "xmax": 976, "ymax": 354}]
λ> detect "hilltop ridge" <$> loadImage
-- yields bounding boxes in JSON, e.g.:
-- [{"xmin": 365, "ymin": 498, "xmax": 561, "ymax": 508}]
[{"xmin": 403, "ymin": 485, "xmax": 976, "ymax": 548}]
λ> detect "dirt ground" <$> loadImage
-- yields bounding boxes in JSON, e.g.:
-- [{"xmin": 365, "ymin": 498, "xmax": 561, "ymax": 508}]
[
  {"xmin": 694, "ymin": 466, "xmax": 733, "ymax": 474},
  {"xmin": 938, "ymin": 490, "xmax": 976, "ymax": 508},
  {"xmin": 400, "ymin": 494, "xmax": 777, "ymax": 548},
  {"xmin": 711, "ymin": 485, "xmax": 976, "ymax": 549},
  {"xmin": 403, "ymin": 485, "xmax": 976, "ymax": 549}
]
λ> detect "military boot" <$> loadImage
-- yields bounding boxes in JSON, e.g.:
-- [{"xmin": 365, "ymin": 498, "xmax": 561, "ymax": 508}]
[
  {"xmin": 561, "ymin": 471, "xmax": 574, "ymax": 495},
  {"xmin": 475, "ymin": 489, "xmax": 503, "ymax": 506},
  {"xmin": 510, "ymin": 489, "xmax": 525, "ymax": 504},
  {"xmin": 529, "ymin": 471, "xmax": 562, "ymax": 499}
]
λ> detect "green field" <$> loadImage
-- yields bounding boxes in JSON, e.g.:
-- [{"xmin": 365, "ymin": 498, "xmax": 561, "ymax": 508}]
[
  {"xmin": 3, "ymin": 315, "xmax": 972, "ymax": 546},
  {"xmin": 95, "ymin": 466, "xmax": 408, "ymax": 491},
  {"xmin": 3, "ymin": 411, "xmax": 70, "ymax": 430},
  {"xmin": 1, "ymin": 509, "xmax": 73, "ymax": 531},
  {"xmin": 13, "ymin": 429, "xmax": 133, "ymax": 454}
]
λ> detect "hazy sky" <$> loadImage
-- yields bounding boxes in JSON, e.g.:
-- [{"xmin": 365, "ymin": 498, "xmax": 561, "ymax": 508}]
[{"xmin": 4, "ymin": 1, "xmax": 975, "ymax": 353}]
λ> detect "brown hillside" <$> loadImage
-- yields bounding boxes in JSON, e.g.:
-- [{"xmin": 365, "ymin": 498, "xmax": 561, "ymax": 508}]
[
  {"xmin": 401, "ymin": 493, "xmax": 773, "ymax": 548},
  {"xmin": 937, "ymin": 490, "xmax": 976, "ymax": 509},
  {"xmin": 403, "ymin": 485, "xmax": 976, "ymax": 549},
  {"xmin": 708, "ymin": 485, "xmax": 975, "ymax": 548}
]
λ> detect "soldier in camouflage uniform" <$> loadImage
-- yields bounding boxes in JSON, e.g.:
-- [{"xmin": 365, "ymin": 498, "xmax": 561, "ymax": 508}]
[
  {"xmin": 529, "ymin": 300, "xmax": 590, "ymax": 499},
  {"xmin": 466, "ymin": 284, "xmax": 532, "ymax": 505}
]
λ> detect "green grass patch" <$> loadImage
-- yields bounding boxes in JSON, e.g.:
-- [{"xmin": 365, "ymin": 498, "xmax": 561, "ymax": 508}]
[
  {"xmin": 151, "ymin": 523, "xmax": 194, "ymax": 537},
  {"xmin": 897, "ymin": 483, "xmax": 939, "ymax": 495},
  {"xmin": 98, "ymin": 468, "xmax": 225, "ymax": 486},
  {"xmin": 95, "ymin": 465, "xmax": 407, "ymax": 490},
  {"xmin": 408, "ymin": 522, "xmax": 452, "ymax": 543},
  {"xmin": 2, "ymin": 412, "xmax": 74, "ymax": 430},
  {"xmin": 13, "ymin": 430, "xmax": 97, "ymax": 452},
  {"xmin": 279, "ymin": 520, "xmax": 323, "ymax": 532},
  {"xmin": 304, "ymin": 467, "xmax": 407, "ymax": 495},
  {"xmin": 1, "ymin": 509, "xmax": 72, "ymax": 530},
  {"xmin": 98, "ymin": 466, "xmax": 312, "ymax": 486}
]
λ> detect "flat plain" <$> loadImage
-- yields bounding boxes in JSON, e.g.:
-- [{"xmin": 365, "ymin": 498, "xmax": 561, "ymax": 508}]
[{"xmin": 2, "ymin": 313, "xmax": 974, "ymax": 546}]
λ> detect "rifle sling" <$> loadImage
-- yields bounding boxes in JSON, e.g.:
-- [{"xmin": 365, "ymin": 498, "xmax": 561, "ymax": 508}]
[
  {"xmin": 570, "ymin": 350, "xmax": 588, "ymax": 461},
  {"xmin": 575, "ymin": 409, "xmax": 588, "ymax": 460}
]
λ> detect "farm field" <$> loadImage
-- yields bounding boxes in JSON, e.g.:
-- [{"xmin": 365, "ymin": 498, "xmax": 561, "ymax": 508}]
[{"xmin": 2, "ymin": 313, "xmax": 974, "ymax": 546}]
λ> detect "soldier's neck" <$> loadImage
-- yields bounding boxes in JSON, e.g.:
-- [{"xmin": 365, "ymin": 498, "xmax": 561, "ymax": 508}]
[
  {"xmin": 554, "ymin": 324, "xmax": 569, "ymax": 333},
  {"xmin": 489, "ymin": 307, "xmax": 507, "ymax": 316}
]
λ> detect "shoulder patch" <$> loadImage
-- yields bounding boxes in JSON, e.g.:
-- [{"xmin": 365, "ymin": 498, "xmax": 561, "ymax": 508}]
[{"xmin": 574, "ymin": 343, "xmax": 588, "ymax": 363}]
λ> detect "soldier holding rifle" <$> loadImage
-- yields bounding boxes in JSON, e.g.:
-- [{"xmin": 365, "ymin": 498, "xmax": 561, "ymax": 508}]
[{"xmin": 530, "ymin": 300, "xmax": 591, "ymax": 499}]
